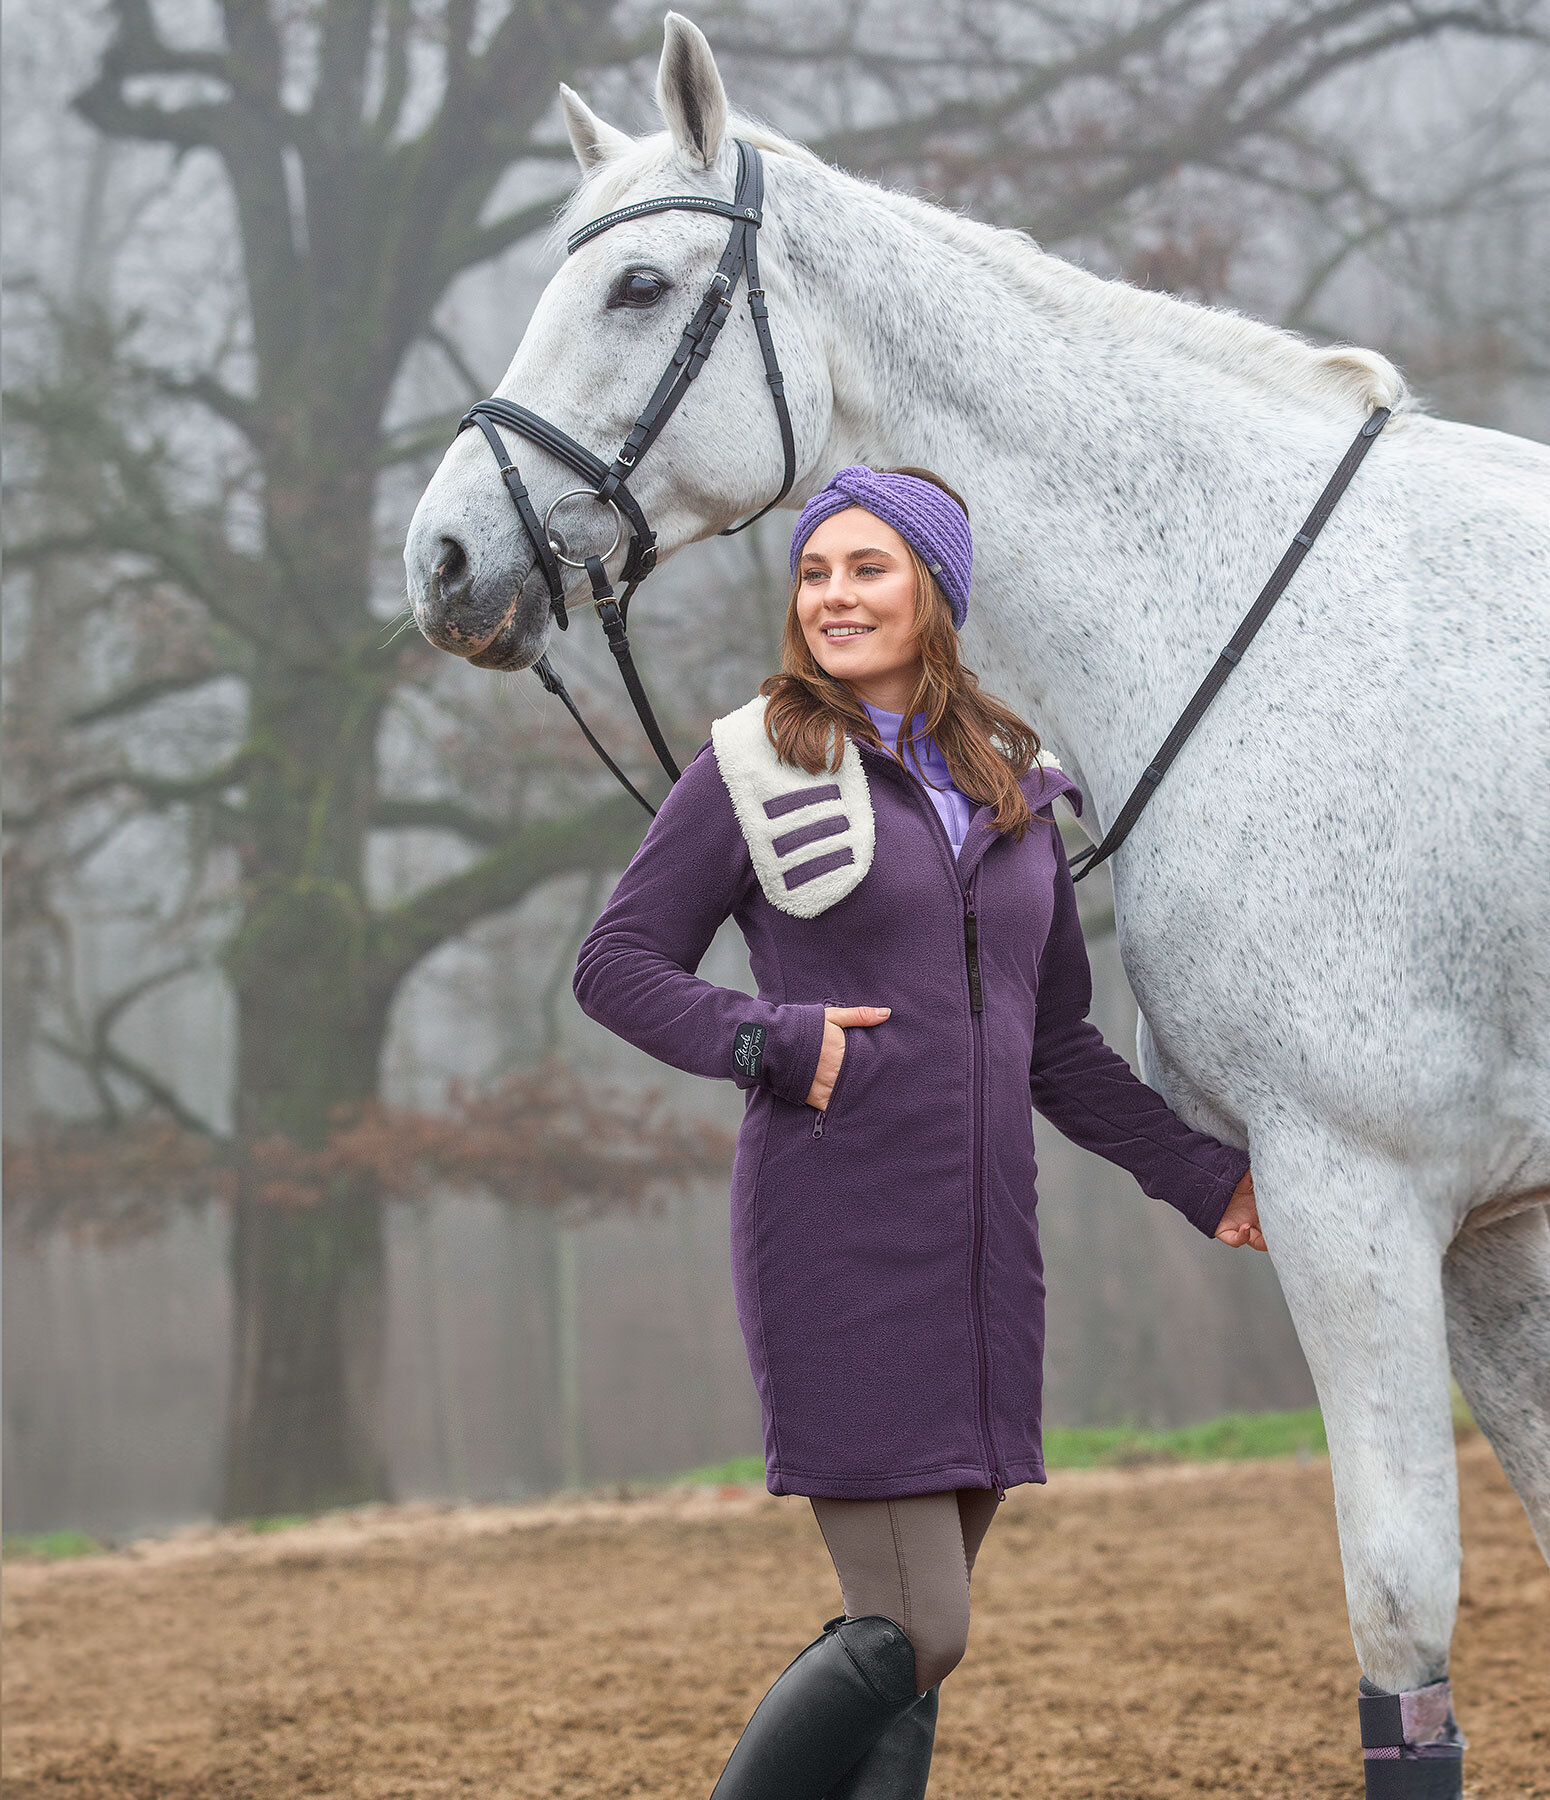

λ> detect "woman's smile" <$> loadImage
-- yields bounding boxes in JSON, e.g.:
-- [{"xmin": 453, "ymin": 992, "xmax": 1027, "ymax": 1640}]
[{"xmin": 797, "ymin": 508, "xmax": 923, "ymax": 707}]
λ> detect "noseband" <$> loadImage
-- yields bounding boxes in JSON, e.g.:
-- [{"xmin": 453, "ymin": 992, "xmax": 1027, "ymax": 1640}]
[{"xmin": 454, "ymin": 139, "xmax": 794, "ymax": 815}]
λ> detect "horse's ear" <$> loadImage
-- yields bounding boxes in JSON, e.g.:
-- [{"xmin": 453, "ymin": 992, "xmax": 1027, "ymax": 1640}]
[
  {"xmin": 559, "ymin": 84, "xmax": 634, "ymax": 173},
  {"xmin": 656, "ymin": 13, "xmax": 726, "ymax": 169}
]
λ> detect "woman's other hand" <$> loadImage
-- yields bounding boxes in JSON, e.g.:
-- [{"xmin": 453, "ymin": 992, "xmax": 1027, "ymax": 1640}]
[
  {"xmin": 1214, "ymin": 1167, "xmax": 1267, "ymax": 1252},
  {"xmin": 805, "ymin": 1005, "xmax": 891, "ymax": 1109}
]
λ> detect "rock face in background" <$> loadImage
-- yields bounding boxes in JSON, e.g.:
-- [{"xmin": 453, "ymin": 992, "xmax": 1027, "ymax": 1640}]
[{"xmin": 2, "ymin": 923, "xmax": 1311, "ymax": 1542}]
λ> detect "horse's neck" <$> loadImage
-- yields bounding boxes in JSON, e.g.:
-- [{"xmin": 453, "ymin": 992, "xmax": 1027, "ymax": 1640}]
[{"xmin": 773, "ymin": 162, "xmax": 1363, "ymax": 828}]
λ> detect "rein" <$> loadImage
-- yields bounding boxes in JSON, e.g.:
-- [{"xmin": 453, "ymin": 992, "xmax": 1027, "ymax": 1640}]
[
  {"xmin": 454, "ymin": 144, "xmax": 1390, "ymax": 873},
  {"xmin": 1067, "ymin": 405, "xmax": 1390, "ymax": 881}
]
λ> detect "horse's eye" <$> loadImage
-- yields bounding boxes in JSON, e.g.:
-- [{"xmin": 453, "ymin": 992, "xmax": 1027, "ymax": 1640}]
[{"xmin": 608, "ymin": 267, "xmax": 670, "ymax": 310}]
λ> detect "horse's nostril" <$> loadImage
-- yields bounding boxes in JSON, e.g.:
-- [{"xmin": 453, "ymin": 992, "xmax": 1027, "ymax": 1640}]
[{"xmin": 436, "ymin": 537, "xmax": 469, "ymax": 595}]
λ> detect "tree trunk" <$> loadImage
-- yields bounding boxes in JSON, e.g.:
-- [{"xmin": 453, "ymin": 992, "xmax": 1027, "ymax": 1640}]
[
  {"xmin": 221, "ymin": 949, "xmax": 392, "ymax": 1518},
  {"xmin": 218, "ymin": 640, "xmax": 394, "ymax": 1519},
  {"xmin": 223, "ymin": 1172, "xmax": 387, "ymax": 1520}
]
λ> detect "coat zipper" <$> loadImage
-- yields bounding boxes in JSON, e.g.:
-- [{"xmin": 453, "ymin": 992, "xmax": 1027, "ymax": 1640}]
[
  {"xmin": 963, "ymin": 895, "xmax": 983, "ymax": 1015},
  {"xmin": 863, "ymin": 747, "xmax": 1004, "ymax": 1499},
  {"xmin": 964, "ymin": 884, "xmax": 1004, "ymax": 1501}
]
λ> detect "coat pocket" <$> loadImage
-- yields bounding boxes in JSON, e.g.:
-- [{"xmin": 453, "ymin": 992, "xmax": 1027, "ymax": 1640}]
[{"xmin": 811, "ymin": 994, "xmax": 856, "ymax": 1139}]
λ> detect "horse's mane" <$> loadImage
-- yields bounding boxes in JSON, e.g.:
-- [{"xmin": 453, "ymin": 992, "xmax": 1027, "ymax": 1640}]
[{"xmin": 555, "ymin": 116, "xmax": 1407, "ymax": 418}]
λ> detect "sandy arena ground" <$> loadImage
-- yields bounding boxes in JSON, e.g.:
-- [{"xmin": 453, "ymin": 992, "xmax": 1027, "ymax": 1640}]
[{"xmin": 4, "ymin": 1437, "xmax": 1546, "ymax": 1798}]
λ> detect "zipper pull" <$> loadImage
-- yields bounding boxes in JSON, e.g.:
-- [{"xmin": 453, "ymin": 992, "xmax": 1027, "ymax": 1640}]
[{"xmin": 994, "ymin": 1473, "xmax": 1006, "ymax": 1502}]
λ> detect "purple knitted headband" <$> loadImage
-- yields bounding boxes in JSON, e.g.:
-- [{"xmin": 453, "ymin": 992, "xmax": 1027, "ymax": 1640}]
[{"xmin": 789, "ymin": 465, "xmax": 973, "ymax": 630}]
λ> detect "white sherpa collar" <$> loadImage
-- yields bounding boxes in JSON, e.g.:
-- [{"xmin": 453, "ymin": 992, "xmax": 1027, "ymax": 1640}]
[{"xmin": 710, "ymin": 695, "xmax": 875, "ymax": 918}]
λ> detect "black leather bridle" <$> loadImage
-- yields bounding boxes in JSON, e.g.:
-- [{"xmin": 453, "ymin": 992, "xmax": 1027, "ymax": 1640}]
[
  {"xmin": 454, "ymin": 138, "xmax": 1391, "ymax": 876},
  {"xmin": 455, "ymin": 138, "xmax": 794, "ymax": 815}
]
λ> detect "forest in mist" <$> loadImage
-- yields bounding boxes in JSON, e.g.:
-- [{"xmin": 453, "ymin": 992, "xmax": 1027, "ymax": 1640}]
[{"xmin": 4, "ymin": 0, "xmax": 1546, "ymax": 1539}]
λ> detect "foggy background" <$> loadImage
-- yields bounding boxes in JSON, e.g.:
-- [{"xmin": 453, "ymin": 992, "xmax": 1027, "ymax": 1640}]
[{"xmin": 4, "ymin": 0, "xmax": 1546, "ymax": 1540}]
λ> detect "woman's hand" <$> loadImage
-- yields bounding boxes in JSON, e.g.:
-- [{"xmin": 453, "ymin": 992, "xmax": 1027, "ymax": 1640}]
[
  {"xmin": 1214, "ymin": 1167, "xmax": 1267, "ymax": 1252},
  {"xmin": 805, "ymin": 1005, "xmax": 891, "ymax": 1109}
]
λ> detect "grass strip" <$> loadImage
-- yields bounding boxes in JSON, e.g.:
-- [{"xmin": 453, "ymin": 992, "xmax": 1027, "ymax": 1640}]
[
  {"xmin": 668, "ymin": 1397, "xmax": 1476, "ymax": 1488},
  {"xmin": 2, "ymin": 1529, "xmax": 108, "ymax": 1562},
  {"xmin": 666, "ymin": 1407, "xmax": 1327, "ymax": 1489}
]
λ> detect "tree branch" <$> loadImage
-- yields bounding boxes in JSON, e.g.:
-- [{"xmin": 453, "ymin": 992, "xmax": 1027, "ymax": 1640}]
[
  {"xmin": 375, "ymin": 407, "xmax": 469, "ymax": 469},
  {"xmin": 315, "ymin": 0, "xmax": 378, "ymax": 147},
  {"xmin": 218, "ymin": 0, "xmax": 284, "ymax": 103},
  {"xmin": 424, "ymin": 322, "xmax": 488, "ymax": 400},
  {"xmin": 73, "ymin": 0, "xmax": 238, "ymax": 152},
  {"xmin": 806, "ymin": 0, "xmax": 1209, "ymax": 172},
  {"xmin": 145, "ymin": 366, "xmax": 263, "ymax": 446},
  {"xmin": 370, "ymin": 796, "xmax": 511, "ymax": 844},
  {"xmin": 73, "ymin": 2, "xmax": 305, "ymax": 384},
  {"xmin": 68, "ymin": 667, "xmax": 242, "ymax": 730},
  {"xmin": 39, "ymin": 958, "xmax": 215, "ymax": 1136},
  {"xmin": 811, "ymin": 0, "xmax": 1546, "ymax": 246},
  {"xmin": 1022, "ymin": 5, "xmax": 1540, "ymax": 241},
  {"xmin": 7, "ymin": 378, "xmax": 281, "ymax": 645},
  {"xmin": 434, "ymin": 190, "xmax": 572, "ymax": 287},
  {"xmin": 368, "ymin": 790, "xmax": 655, "ymax": 986},
  {"xmin": 7, "ymin": 751, "xmax": 255, "ymax": 833},
  {"xmin": 369, "ymin": 0, "xmax": 413, "ymax": 144}
]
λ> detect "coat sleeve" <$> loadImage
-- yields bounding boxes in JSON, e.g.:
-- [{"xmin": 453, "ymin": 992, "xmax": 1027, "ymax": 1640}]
[
  {"xmin": 572, "ymin": 741, "xmax": 829, "ymax": 1108},
  {"xmin": 1027, "ymin": 821, "xmax": 1251, "ymax": 1238}
]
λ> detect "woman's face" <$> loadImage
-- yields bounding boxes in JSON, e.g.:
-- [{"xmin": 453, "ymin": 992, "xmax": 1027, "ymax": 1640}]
[{"xmin": 795, "ymin": 509, "xmax": 922, "ymax": 701}]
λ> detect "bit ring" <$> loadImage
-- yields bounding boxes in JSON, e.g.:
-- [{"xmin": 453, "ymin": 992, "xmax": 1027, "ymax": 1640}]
[{"xmin": 544, "ymin": 488, "xmax": 625, "ymax": 569}]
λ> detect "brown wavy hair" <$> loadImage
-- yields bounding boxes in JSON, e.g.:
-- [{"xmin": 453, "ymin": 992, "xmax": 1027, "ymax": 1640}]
[{"xmin": 758, "ymin": 467, "xmax": 1046, "ymax": 838}]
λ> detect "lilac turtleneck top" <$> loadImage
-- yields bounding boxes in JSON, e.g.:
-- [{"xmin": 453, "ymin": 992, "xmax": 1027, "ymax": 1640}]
[{"xmin": 859, "ymin": 699, "xmax": 976, "ymax": 856}]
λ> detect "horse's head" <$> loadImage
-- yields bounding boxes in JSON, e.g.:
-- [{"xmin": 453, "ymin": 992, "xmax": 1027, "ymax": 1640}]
[{"xmin": 404, "ymin": 14, "xmax": 830, "ymax": 671}]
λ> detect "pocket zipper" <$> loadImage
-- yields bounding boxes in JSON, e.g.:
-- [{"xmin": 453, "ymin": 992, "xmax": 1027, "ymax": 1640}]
[{"xmin": 814, "ymin": 995, "xmax": 839, "ymax": 1137}]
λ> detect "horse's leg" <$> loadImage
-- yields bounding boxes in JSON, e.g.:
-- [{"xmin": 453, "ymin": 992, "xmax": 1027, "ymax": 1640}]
[
  {"xmin": 1443, "ymin": 1202, "xmax": 1550, "ymax": 1563},
  {"xmin": 1253, "ymin": 1129, "xmax": 1468, "ymax": 1797}
]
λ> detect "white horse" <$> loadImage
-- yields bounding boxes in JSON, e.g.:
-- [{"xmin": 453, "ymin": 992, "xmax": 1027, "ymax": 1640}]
[{"xmin": 406, "ymin": 13, "xmax": 1550, "ymax": 1785}]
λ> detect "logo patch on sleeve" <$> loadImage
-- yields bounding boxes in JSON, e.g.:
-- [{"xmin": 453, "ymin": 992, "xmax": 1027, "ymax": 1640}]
[{"xmin": 732, "ymin": 1022, "xmax": 766, "ymax": 1080}]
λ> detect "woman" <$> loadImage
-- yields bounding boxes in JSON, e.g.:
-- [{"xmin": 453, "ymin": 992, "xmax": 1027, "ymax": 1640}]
[{"xmin": 572, "ymin": 464, "xmax": 1265, "ymax": 1799}]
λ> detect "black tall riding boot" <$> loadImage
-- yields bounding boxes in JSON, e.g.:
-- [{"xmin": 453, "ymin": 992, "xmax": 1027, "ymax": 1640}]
[
  {"xmin": 826, "ymin": 1683, "xmax": 939, "ymax": 1798},
  {"xmin": 709, "ymin": 1614, "xmax": 923, "ymax": 1799}
]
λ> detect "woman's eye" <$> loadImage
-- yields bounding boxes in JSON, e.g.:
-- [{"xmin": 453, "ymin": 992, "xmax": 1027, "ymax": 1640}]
[
  {"xmin": 856, "ymin": 564, "xmax": 884, "ymax": 577},
  {"xmin": 608, "ymin": 267, "xmax": 670, "ymax": 309}
]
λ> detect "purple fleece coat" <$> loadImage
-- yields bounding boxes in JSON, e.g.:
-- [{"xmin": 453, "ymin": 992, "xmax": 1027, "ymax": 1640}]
[{"xmin": 572, "ymin": 713, "xmax": 1252, "ymax": 1500}]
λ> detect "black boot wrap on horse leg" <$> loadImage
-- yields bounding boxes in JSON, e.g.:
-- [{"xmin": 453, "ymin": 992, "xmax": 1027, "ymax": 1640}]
[
  {"xmin": 1358, "ymin": 1676, "xmax": 1467, "ymax": 1799},
  {"xmin": 709, "ymin": 1614, "xmax": 922, "ymax": 1800},
  {"xmin": 824, "ymin": 1683, "xmax": 939, "ymax": 1799}
]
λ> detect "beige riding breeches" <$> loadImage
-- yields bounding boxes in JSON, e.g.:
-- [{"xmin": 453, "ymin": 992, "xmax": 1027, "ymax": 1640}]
[{"xmin": 809, "ymin": 1487, "xmax": 1004, "ymax": 1695}]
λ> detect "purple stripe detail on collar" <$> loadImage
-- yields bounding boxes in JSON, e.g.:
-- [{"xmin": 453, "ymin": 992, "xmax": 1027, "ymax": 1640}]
[
  {"xmin": 764, "ymin": 783, "xmax": 842, "ymax": 819},
  {"xmin": 783, "ymin": 846, "xmax": 855, "ymax": 889},
  {"xmin": 773, "ymin": 814, "xmax": 848, "ymax": 857}
]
